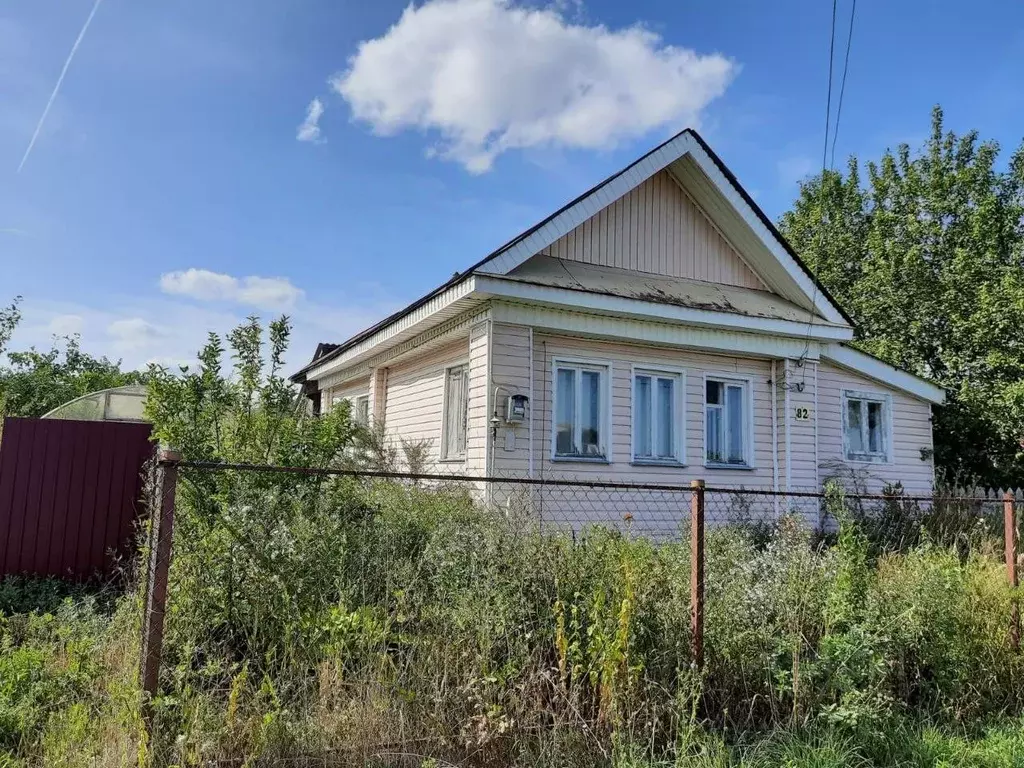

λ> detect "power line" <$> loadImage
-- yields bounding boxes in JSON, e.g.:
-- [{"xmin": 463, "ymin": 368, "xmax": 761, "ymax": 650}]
[
  {"xmin": 830, "ymin": 0, "xmax": 858, "ymax": 169},
  {"xmin": 795, "ymin": 0, "xmax": 840, "ymax": 370},
  {"xmin": 819, "ymin": 0, "xmax": 839, "ymax": 181}
]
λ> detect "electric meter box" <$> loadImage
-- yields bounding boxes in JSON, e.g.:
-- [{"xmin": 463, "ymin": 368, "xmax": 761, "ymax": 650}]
[{"xmin": 505, "ymin": 394, "xmax": 528, "ymax": 423}]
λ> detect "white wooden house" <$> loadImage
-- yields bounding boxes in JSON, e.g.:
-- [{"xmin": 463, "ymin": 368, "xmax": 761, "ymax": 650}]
[{"xmin": 292, "ymin": 130, "xmax": 943, "ymax": 507}]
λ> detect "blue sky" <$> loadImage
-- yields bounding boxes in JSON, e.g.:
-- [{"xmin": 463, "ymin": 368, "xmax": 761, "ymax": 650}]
[{"xmin": 3, "ymin": 0, "xmax": 1022, "ymax": 370}]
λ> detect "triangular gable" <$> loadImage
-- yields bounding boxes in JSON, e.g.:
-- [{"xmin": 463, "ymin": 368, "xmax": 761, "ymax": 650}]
[
  {"xmin": 294, "ymin": 129, "xmax": 852, "ymax": 381},
  {"xmin": 541, "ymin": 170, "xmax": 767, "ymax": 291},
  {"xmin": 476, "ymin": 129, "xmax": 850, "ymax": 326}
]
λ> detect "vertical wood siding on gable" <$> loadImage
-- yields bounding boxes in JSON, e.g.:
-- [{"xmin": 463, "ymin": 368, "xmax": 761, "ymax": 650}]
[
  {"xmin": 542, "ymin": 170, "xmax": 766, "ymax": 290},
  {"xmin": 382, "ymin": 338, "xmax": 470, "ymax": 472},
  {"xmin": 817, "ymin": 360, "xmax": 935, "ymax": 496}
]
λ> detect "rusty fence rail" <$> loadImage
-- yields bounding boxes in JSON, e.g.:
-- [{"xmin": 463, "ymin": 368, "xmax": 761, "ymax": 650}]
[{"xmin": 138, "ymin": 456, "xmax": 1023, "ymax": 737}]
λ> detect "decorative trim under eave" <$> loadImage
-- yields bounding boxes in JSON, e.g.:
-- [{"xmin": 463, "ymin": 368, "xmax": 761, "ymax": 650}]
[
  {"xmin": 313, "ymin": 307, "xmax": 492, "ymax": 389},
  {"xmin": 474, "ymin": 275, "xmax": 853, "ymax": 342},
  {"xmin": 489, "ymin": 301, "xmax": 822, "ymax": 360}
]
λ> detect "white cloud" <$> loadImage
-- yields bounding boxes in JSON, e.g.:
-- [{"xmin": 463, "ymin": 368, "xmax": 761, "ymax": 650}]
[
  {"xmin": 236, "ymin": 276, "xmax": 304, "ymax": 309},
  {"xmin": 47, "ymin": 314, "xmax": 83, "ymax": 336},
  {"xmin": 332, "ymin": 0, "xmax": 737, "ymax": 172},
  {"xmin": 159, "ymin": 268, "xmax": 235, "ymax": 301},
  {"xmin": 296, "ymin": 97, "xmax": 325, "ymax": 142},
  {"xmin": 159, "ymin": 268, "xmax": 305, "ymax": 311},
  {"xmin": 107, "ymin": 317, "xmax": 164, "ymax": 351}
]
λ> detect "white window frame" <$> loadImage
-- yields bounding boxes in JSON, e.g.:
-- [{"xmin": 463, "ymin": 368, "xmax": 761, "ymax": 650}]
[
  {"xmin": 440, "ymin": 362, "xmax": 470, "ymax": 462},
  {"xmin": 631, "ymin": 364, "xmax": 686, "ymax": 465},
  {"xmin": 841, "ymin": 389, "xmax": 893, "ymax": 464},
  {"xmin": 550, "ymin": 357, "xmax": 612, "ymax": 463},
  {"xmin": 702, "ymin": 372, "xmax": 755, "ymax": 469},
  {"xmin": 330, "ymin": 390, "xmax": 369, "ymax": 419},
  {"xmin": 353, "ymin": 394, "xmax": 370, "ymax": 425}
]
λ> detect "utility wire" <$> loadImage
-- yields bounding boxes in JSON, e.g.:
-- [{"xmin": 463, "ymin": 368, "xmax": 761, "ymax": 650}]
[
  {"xmin": 830, "ymin": 0, "xmax": 858, "ymax": 170},
  {"xmin": 819, "ymin": 0, "xmax": 839, "ymax": 181},
  {"xmin": 795, "ymin": 0, "xmax": 840, "ymax": 372}
]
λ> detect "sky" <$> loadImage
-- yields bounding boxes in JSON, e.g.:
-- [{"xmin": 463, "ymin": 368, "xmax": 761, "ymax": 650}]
[{"xmin": 2, "ymin": 0, "xmax": 1022, "ymax": 372}]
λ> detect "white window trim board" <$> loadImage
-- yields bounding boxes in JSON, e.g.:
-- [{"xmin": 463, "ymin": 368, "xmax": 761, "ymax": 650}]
[
  {"xmin": 550, "ymin": 356, "xmax": 613, "ymax": 463},
  {"xmin": 630, "ymin": 363, "xmax": 686, "ymax": 466},
  {"xmin": 841, "ymin": 388, "xmax": 894, "ymax": 464},
  {"xmin": 439, "ymin": 360, "xmax": 471, "ymax": 462},
  {"xmin": 701, "ymin": 371, "xmax": 757, "ymax": 470}
]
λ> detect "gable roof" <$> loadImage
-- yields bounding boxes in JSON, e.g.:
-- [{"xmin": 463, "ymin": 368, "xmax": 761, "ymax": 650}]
[{"xmin": 292, "ymin": 128, "xmax": 852, "ymax": 382}]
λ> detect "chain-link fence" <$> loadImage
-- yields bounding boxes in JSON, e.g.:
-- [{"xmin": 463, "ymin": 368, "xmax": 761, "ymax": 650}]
[
  {"xmin": 161, "ymin": 459, "xmax": 1020, "ymax": 539},
  {"xmin": 129, "ymin": 458, "xmax": 1023, "ymax": 764}
]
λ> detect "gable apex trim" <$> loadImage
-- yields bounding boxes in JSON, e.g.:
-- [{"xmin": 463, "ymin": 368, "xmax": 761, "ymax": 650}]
[{"xmin": 478, "ymin": 131, "xmax": 850, "ymax": 328}]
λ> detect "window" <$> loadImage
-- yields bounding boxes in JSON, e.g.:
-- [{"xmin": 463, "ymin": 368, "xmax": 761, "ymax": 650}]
[
  {"xmin": 331, "ymin": 392, "xmax": 369, "ymax": 423},
  {"xmin": 705, "ymin": 377, "xmax": 750, "ymax": 466},
  {"xmin": 843, "ymin": 391, "xmax": 891, "ymax": 462},
  {"xmin": 353, "ymin": 395, "xmax": 370, "ymax": 425},
  {"xmin": 633, "ymin": 368, "xmax": 684, "ymax": 463},
  {"xmin": 554, "ymin": 361, "xmax": 609, "ymax": 460},
  {"xmin": 441, "ymin": 364, "xmax": 469, "ymax": 460}
]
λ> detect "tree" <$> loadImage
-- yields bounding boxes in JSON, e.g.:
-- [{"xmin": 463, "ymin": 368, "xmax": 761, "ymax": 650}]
[
  {"xmin": 0, "ymin": 297, "xmax": 146, "ymax": 418},
  {"xmin": 780, "ymin": 106, "xmax": 1024, "ymax": 488},
  {"xmin": 145, "ymin": 315, "xmax": 355, "ymax": 469},
  {"xmin": 0, "ymin": 296, "xmax": 21, "ymax": 358}
]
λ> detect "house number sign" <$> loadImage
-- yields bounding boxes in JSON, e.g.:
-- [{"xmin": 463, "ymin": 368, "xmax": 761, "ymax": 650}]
[{"xmin": 794, "ymin": 407, "xmax": 810, "ymax": 420}]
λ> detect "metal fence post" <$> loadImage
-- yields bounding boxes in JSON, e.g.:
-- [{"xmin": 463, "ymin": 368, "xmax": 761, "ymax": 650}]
[
  {"xmin": 1005, "ymin": 490, "xmax": 1019, "ymax": 652},
  {"xmin": 690, "ymin": 479, "xmax": 705, "ymax": 670},
  {"xmin": 141, "ymin": 447, "xmax": 181, "ymax": 731}
]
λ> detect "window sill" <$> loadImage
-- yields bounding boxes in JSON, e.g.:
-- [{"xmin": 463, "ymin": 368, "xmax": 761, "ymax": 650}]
[
  {"xmin": 704, "ymin": 462, "xmax": 756, "ymax": 471},
  {"xmin": 438, "ymin": 457, "xmax": 467, "ymax": 464},
  {"xmin": 631, "ymin": 459, "xmax": 686, "ymax": 468},
  {"xmin": 551, "ymin": 456, "xmax": 611, "ymax": 465}
]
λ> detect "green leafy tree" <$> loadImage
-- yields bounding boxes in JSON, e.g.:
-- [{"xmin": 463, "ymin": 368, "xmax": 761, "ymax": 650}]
[
  {"xmin": 144, "ymin": 316, "xmax": 360, "ymax": 662},
  {"xmin": 0, "ymin": 297, "xmax": 21, "ymax": 358},
  {"xmin": 0, "ymin": 297, "xmax": 145, "ymax": 418},
  {"xmin": 145, "ymin": 315, "xmax": 355, "ymax": 468},
  {"xmin": 780, "ymin": 107, "xmax": 1024, "ymax": 488}
]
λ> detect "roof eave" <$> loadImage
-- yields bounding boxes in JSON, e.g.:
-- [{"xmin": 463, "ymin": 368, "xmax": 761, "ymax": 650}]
[
  {"xmin": 474, "ymin": 276, "xmax": 853, "ymax": 342},
  {"xmin": 823, "ymin": 343, "xmax": 945, "ymax": 404}
]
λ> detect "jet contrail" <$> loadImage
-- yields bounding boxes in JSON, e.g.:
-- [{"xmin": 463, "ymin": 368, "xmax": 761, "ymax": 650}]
[{"xmin": 17, "ymin": 0, "xmax": 104, "ymax": 173}]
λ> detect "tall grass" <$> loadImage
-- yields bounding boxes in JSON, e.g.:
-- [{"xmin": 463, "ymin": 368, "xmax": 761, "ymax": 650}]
[{"xmin": 1, "ymin": 476, "xmax": 1023, "ymax": 767}]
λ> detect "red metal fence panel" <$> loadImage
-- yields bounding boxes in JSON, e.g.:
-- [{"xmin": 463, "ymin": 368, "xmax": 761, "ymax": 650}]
[{"xmin": 0, "ymin": 417, "xmax": 154, "ymax": 580}]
